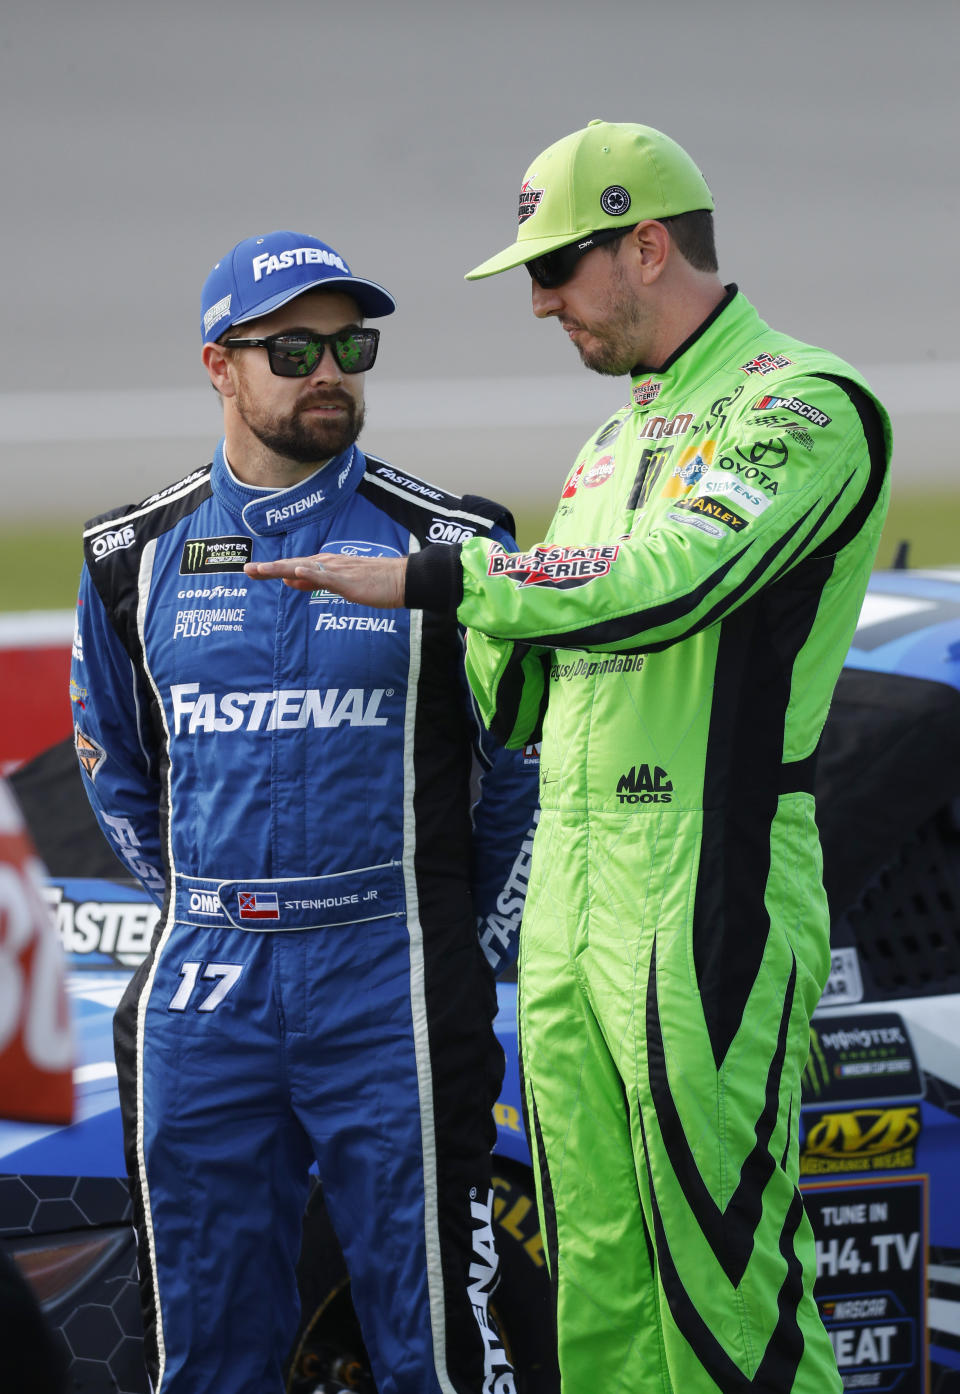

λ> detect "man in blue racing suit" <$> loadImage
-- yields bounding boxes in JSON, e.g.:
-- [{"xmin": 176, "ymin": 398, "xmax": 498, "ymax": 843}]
[{"xmin": 71, "ymin": 229, "xmax": 538, "ymax": 1394}]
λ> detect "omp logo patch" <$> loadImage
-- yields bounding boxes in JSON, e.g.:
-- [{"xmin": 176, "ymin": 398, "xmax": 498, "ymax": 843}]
[
  {"xmin": 91, "ymin": 525, "xmax": 135, "ymax": 559},
  {"xmin": 616, "ymin": 764, "xmax": 672, "ymax": 805},
  {"xmin": 189, "ymin": 891, "xmax": 224, "ymax": 918},
  {"xmin": 427, "ymin": 518, "xmax": 477, "ymax": 544},
  {"xmin": 179, "ymin": 536, "xmax": 253, "ymax": 574}
]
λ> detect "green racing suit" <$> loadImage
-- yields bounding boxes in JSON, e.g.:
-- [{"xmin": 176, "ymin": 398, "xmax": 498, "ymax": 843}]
[{"xmin": 405, "ymin": 287, "xmax": 891, "ymax": 1393}]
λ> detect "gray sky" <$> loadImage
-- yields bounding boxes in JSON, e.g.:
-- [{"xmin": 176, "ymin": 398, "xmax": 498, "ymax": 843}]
[{"xmin": 1, "ymin": 0, "xmax": 956, "ymax": 521}]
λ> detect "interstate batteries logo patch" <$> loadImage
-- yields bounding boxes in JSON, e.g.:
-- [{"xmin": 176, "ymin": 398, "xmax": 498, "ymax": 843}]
[
  {"xmin": 518, "ymin": 176, "xmax": 544, "ymax": 224},
  {"xmin": 487, "ymin": 544, "xmax": 620, "ymax": 589},
  {"xmin": 180, "ymin": 536, "xmax": 253, "ymax": 574},
  {"xmin": 632, "ymin": 379, "xmax": 662, "ymax": 407}
]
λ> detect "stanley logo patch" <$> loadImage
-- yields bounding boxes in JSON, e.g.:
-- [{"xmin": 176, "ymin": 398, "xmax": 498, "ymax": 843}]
[{"xmin": 674, "ymin": 496, "xmax": 749, "ymax": 532}]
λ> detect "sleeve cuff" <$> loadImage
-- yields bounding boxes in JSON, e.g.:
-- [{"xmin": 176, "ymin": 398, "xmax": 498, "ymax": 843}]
[{"xmin": 404, "ymin": 543, "xmax": 464, "ymax": 616}]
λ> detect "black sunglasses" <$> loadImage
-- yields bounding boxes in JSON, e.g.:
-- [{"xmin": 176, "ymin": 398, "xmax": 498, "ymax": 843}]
[
  {"xmin": 525, "ymin": 226, "xmax": 633, "ymax": 290},
  {"xmin": 224, "ymin": 328, "xmax": 380, "ymax": 377}
]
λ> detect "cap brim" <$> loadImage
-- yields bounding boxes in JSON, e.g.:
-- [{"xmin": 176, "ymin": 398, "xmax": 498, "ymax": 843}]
[
  {"xmin": 233, "ymin": 275, "xmax": 396, "ymax": 324},
  {"xmin": 465, "ymin": 230, "xmax": 584, "ymax": 281}
]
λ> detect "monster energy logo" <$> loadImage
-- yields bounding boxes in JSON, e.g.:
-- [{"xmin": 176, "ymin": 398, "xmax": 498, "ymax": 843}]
[
  {"xmin": 802, "ymin": 1013, "xmax": 921, "ymax": 1106},
  {"xmin": 179, "ymin": 536, "xmax": 253, "ymax": 575},
  {"xmin": 804, "ymin": 1026, "xmax": 831, "ymax": 1099},
  {"xmin": 627, "ymin": 445, "xmax": 673, "ymax": 511}
]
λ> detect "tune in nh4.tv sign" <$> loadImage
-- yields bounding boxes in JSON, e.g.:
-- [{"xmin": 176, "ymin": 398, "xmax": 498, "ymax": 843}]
[{"xmin": 803, "ymin": 1176, "xmax": 927, "ymax": 1392}]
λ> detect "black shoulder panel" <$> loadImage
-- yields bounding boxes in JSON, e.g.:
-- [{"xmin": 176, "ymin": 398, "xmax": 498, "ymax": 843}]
[
  {"xmin": 807, "ymin": 375, "xmax": 889, "ymax": 559},
  {"xmin": 358, "ymin": 454, "xmax": 515, "ymax": 547},
  {"xmin": 82, "ymin": 463, "xmax": 213, "ymax": 661}
]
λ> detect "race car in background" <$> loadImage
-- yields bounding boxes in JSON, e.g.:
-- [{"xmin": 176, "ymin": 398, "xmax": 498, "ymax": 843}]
[{"xmin": 2, "ymin": 565, "xmax": 960, "ymax": 1393}]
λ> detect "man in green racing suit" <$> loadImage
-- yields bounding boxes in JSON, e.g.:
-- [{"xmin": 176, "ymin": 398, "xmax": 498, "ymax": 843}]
[{"xmin": 245, "ymin": 121, "xmax": 892, "ymax": 1393}]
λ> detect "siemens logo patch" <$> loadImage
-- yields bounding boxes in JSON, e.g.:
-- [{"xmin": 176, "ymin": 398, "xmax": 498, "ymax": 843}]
[
  {"xmin": 252, "ymin": 247, "xmax": 347, "ymax": 281},
  {"xmin": 180, "ymin": 536, "xmax": 253, "ymax": 574},
  {"xmin": 695, "ymin": 474, "xmax": 771, "ymax": 517},
  {"xmin": 752, "ymin": 394, "xmax": 832, "ymax": 427},
  {"xmin": 170, "ymin": 684, "xmax": 391, "ymax": 733}
]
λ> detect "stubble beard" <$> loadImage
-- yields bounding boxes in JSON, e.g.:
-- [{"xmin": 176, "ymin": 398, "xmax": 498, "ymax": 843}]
[
  {"xmin": 236, "ymin": 384, "xmax": 365, "ymax": 466},
  {"xmin": 571, "ymin": 260, "xmax": 647, "ymax": 377}
]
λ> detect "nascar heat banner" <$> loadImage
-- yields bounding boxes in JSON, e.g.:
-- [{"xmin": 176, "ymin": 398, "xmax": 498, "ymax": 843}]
[{"xmin": 0, "ymin": 779, "xmax": 74, "ymax": 1123}]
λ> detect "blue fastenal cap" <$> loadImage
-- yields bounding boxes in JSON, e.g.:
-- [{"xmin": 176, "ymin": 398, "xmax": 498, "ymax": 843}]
[{"xmin": 201, "ymin": 230, "xmax": 396, "ymax": 343}]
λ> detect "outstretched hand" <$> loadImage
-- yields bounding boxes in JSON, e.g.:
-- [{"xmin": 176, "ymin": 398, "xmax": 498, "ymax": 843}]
[{"xmin": 244, "ymin": 553, "xmax": 408, "ymax": 609}]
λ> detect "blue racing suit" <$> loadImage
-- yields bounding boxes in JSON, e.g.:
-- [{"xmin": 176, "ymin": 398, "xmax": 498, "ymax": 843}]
[{"xmin": 71, "ymin": 440, "xmax": 539, "ymax": 1394}]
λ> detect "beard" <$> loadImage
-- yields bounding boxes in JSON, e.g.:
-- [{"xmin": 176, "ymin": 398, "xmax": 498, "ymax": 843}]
[
  {"xmin": 568, "ymin": 259, "xmax": 648, "ymax": 377},
  {"xmin": 235, "ymin": 383, "xmax": 365, "ymax": 465}
]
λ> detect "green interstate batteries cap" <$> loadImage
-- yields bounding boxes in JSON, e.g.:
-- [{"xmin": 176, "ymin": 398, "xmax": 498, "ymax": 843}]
[{"xmin": 466, "ymin": 119, "xmax": 714, "ymax": 280}]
